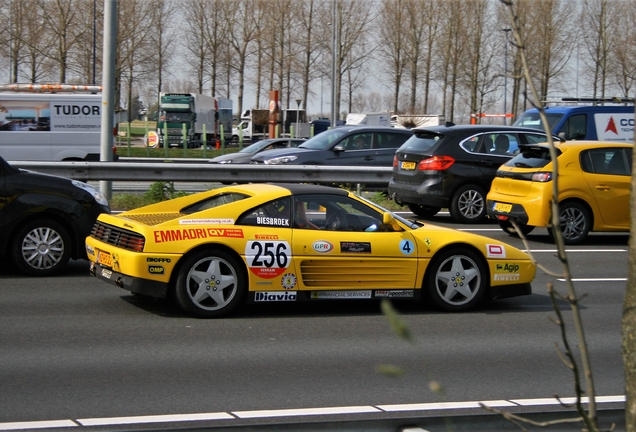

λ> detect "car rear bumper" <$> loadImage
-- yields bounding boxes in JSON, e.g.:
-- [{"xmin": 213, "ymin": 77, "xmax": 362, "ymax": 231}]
[
  {"xmin": 486, "ymin": 199, "xmax": 531, "ymax": 225},
  {"xmin": 89, "ymin": 261, "xmax": 169, "ymax": 298},
  {"xmin": 388, "ymin": 177, "xmax": 449, "ymax": 208}
]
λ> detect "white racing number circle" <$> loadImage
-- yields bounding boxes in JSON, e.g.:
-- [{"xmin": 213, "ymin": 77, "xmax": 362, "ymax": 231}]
[{"xmin": 245, "ymin": 240, "xmax": 291, "ymax": 278}]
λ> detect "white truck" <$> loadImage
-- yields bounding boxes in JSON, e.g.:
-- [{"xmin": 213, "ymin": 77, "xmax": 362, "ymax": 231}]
[
  {"xmin": 391, "ymin": 114, "xmax": 445, "ymax": 129},
  {"xmin": 345, "ymin": 112, "xmax": 392, "ymax": 127},
  {"xmin": 0, "ymin": 84, "xmax": 110, "ymax": 161},
  {"xmin": 231, "ymin": 109, "xmax": 269, "ymax": 142}
]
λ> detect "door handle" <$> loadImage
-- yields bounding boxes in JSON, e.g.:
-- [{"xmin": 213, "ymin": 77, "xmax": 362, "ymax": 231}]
[{"xmin": 595, "ymin": 185, "xmax": 611, "ymax": 191}]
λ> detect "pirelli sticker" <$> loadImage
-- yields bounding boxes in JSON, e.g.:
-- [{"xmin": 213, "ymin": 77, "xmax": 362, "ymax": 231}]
[{"xmin": 153, "ymin": 228, "xmax": 244, "ymax": 243}]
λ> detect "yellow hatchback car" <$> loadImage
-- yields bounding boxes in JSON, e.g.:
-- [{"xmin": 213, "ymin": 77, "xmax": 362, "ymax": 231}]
[
  {"xmin": 86, "ymin": 183, "xmax": 536, "ymax": 317},
  {"xmin": 487, "ymin": 141, "xmax": 633, "ymax": 244}
]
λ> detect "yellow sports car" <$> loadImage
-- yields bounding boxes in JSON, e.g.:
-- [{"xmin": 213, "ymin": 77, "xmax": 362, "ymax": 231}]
[{"xmin": 86, "ymin": 183, "xmax": 535, "ymax": 317}]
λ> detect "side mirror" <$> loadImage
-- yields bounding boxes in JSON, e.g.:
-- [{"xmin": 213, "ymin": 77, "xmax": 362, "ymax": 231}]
[
  {"xmin": 382, "ymin": 212, "xmax": 401, "ymax": 231},
  {"xmin": 333, "ymin": 144, "xmax": 345, "ymax": 152}
]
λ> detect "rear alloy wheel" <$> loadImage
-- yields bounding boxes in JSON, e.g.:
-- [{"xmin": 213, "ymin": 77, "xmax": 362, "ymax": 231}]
[
  {"xmin": 425, "ymin": 248, "xmax": 487, "ymax": 312},
  {"xmin": 12, "ymin": 219, "xmax": 72, "ymax": 276},
  {"xmin": 174, "ymin": 249, "xmax": 245, "ymax": 318},
  {"xmin": 407, "ymin": 203, "xmax": 441, "ymax": 218},
  {"xmin": 548, "ymin": 202, "xmax": 591, "ymax": 245},
  {"xmin": 450, "ymin": 185, "xmax": 486, "ymax": 223},
  {"xmin": 498, "ymin": 220, "xmax": 535, "ymax": 237}
]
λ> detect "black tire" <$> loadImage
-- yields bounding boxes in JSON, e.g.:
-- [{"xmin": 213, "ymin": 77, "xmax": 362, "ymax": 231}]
[
  {"xmin": 548, "ymin": 202, "xmax": 591, "ymax": 245},
  {"xmin": 425, "ymin": 248, "xmax": 487, "ymax": 312},
  {"xmin": 498, "ymin": 220, "xmax": 535, "ymax": 237},
  {"xmin": 450, "ymin": 185, "xmax": 487, "ymax": 223},
  {"xmin": 11, "ymin": 219, "xmax": 72, "ymax": 276},
  {"xmin": 407, "ymin": 203, "xmax": 441, "ymax": 218},
  {"xmin": 174, "ymin": 249, "xmax": 246, "ymax": 318}
]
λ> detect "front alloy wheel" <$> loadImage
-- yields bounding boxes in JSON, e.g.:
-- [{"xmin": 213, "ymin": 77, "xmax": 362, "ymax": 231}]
[
  {"xmin": 175, "ymin": 249, "xmax": 245, "ymax": 318},
  {"xmin": 425, "ymin": 248, "xmax": 487, "ymax": 312}
]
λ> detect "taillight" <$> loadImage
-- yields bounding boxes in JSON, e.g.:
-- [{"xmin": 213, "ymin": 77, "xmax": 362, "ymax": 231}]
[
  {"xmin": 418, "ymin": 155, "xmax": 455, "ymax": 171},
  {"xmin": 531, "ymin": 172, "xmax": 552, "ymax": 182},
  {"xmin": 393, "ymin": 155, "xmax": 398, "ymax": 167}
]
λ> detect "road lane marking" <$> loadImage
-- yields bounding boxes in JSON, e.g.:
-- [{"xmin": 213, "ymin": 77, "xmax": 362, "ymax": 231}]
[
  {"xmin": 0, "ymin": 421, "xmax": 77, "ymax": 431},
  {"xmin": 556, "ymin": 278, "xmax": 627, "ymax": 282},
  {"xmin": 77, "ymin": 412, "xmax": 233, "ymax": 426},
  {"xmin": 0, "ymin": 396, "xmax": 625, "ymax": 430},
  {"xmin": 233, "ymin": 405, "xmax": 381, "ymax": 418}
]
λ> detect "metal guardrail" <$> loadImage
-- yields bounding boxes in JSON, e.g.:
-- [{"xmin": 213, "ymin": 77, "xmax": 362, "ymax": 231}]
[{"xmin": 12, "ymin": 161, "xmax": 393, "ymax": 185}]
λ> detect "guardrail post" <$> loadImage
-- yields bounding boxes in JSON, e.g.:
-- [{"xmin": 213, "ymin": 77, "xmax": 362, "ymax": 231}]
[
  {"xmin": 202, "ymin": 124, "xmax": 207, "ymax": 158},
  {"xmin": 145, "ymin": 121, "xmax": 149, "ymax": 157},
  {"xmin": 126, "ymin": 122, "xmax": 131, "ymax": 156},
  {"xmin": 163, "ymin": 123, "xmax": 169, "ymax": 157},
  {"xmin": 182, "ymin": 123, "xmax": 187, "ymax": 157}
]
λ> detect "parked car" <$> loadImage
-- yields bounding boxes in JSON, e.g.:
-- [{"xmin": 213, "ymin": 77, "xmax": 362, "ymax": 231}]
[
  {"xmin": 209, "ymin": 138, "xmax": 306, "ymax": 164},
  {"xmin": 487, "ymin": 141, "xmax": 633, "ymax": 244},
  {"xmin": 0, "ymin": 156, "xmax": 110, "ymax": 275},
  {"xmin": 388, "ymin": 123, "xmax": 559, "ymax": 223},
  {"xmin": 249, "ymin": 126, "xmax": 411, "ymax": 166},
  {"xmin": 86, "ymin": 183, "xmax": 535, "ymax": 318}
]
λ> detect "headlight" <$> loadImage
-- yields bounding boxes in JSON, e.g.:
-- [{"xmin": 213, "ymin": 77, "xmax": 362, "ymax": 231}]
[
  {"xmin": 217, "ymin": 160, "xmax": 232, "ymax": 164},
  {"xmin": 72, "ymin": 180, "xmax": 109, "ymax": 207},
  {"xmin": 264, "ymin": 155, "xmax": 298, "ymax": 165}
]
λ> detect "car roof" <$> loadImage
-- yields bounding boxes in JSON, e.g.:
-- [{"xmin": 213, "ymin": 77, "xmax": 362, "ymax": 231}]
[
  {"xmin": 412, "ymin": 124, "xmax": 549, "ymax": 134},
  {"xmin": 224, "ymin": 182, "xmax": 350, "ymax": 197},
  {"xmin": 335, "ymin": 125, "xmax": 411, "ymax": 133}
]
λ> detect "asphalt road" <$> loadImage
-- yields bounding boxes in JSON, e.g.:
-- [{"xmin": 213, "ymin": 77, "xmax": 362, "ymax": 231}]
[{"xmin": 0, "ymin": 212, "xmax": 628, "ymax": 431}]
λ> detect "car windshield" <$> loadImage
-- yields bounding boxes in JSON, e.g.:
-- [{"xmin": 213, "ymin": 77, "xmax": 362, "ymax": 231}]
[
  {"xmin": 503, "ymin": 146, "xmax": 561, "ymax": 169},
  {"xmin": 356, "ymin": 195, "xmax": 421, "ymax": 229},
  {"xmin": 298, "ymin": 128, "xmax": 349, "ymax": 150},
  {"xmin": 513, "ymin": 112, "xmax": 564, "ymax": 132},
  {"xmin": 239, "ymin": 141, "xmax": 272, "ymax": 154},
  {"xmin": 398, "ymin": 132, "xmax": 443, "ymax": 152}
]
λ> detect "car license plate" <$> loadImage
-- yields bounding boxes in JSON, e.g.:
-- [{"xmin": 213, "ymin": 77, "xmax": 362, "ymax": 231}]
[
  {"xmin": 98, "ymin": 251, "xmax": 113, "ymax": 268},
  {"xmin": 494, "ymin": 202, "xmax": 512, "ymax": 213},
  {"xmin": 401, "ymin": 161, "xmax": 416, "ymax": 170}
]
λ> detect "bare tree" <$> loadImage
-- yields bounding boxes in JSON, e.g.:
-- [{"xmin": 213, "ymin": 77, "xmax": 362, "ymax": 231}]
[
  {"xmin": 183, "ymin": 0, "xmax": 211, "ymax": 94},
  {"xmin": 116, "ymin": 0, "xmax": 155, "ymax": 118},
  {"xmin": 295, "ymin": 0, "xmax": 328, "ymax": 111},
  {"xmin": 19, "ymin": 0, "xmax": 56, "ymax": 83},
  {"xmin": 151, "ymin": 0, "xmax": 177, "ymax": 104},
  {"xmin": 377, "ymin": 0, "xmax": 408, "ymax": 113},
  {"xmin": 226, "ymin": 0, "xmax": 259, "ymax": 115},
  {"xmin": 582, "ymin": 0, "xmax": 621, "ymax": 99}
]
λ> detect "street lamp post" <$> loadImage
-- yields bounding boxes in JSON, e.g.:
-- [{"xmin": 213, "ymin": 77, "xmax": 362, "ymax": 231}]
[
  {"xmin": 295, "ymin": 98, "xmax": 302, "ymax": 138},
  {"xmin": 502, "ymin": 28, "xmax": 511, "ymax": 125}
]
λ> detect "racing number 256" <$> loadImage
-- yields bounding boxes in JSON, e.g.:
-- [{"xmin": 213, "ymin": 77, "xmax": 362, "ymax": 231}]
[{"xmin": 247, "ymin": 241, "xmax": 289, "ymax": 268}]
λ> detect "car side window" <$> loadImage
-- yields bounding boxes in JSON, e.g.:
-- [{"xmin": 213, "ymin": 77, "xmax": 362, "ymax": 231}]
[
  {"xmin": 460, "ymin": 135, "xmax": 482, "ymax": 153},
  {"xmin": 236, "ymin": 197, "xmax": 292, "ymax": 228},
  {"xmin": 291, "ymin": 194, "xmax": 393, "ymax": 232},
  {"xmin": 489, "ymin": 134, "xmax": 517, "ymax": 155},
  {"xmin": 376, "ymin": 132, "xmax": 409, "ymax": 149},
  {"xmin": 344, "ymin": 134, "xmax": 372, "ymax": 150},
  {"xmin": 561, "ymin": 114, "xmax": 587, "ymax": 140},
  {"xmin": 524, "ymin": 133, "xmax": 550, "ymax": 144},
  {"xmin": 581, "ymin": 148, "xmax": 632, "ymax": 175}
]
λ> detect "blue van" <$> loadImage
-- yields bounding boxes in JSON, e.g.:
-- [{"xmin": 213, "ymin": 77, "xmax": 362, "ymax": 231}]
[{"xmin": 514, "ymin": 105, "xmax": 634, "ymax": 142}]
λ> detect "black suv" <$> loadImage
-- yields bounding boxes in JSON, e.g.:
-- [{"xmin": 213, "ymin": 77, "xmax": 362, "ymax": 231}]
[
  {"xmin": 388, "ymin": 123, "xmax": 555, "ymax": 223},
  {"xmin": 0, "ymin": 156, "xmax": 110, "ymax": 275},
  {"xmin": 250, "ymin": 126, "xmax": 411, "ymax": 166}
]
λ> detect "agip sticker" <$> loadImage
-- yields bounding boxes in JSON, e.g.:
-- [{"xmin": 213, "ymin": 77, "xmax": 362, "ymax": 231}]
[{"xmin": 245, "ymin": 240, "xmax": 291, "ymax": 279}]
